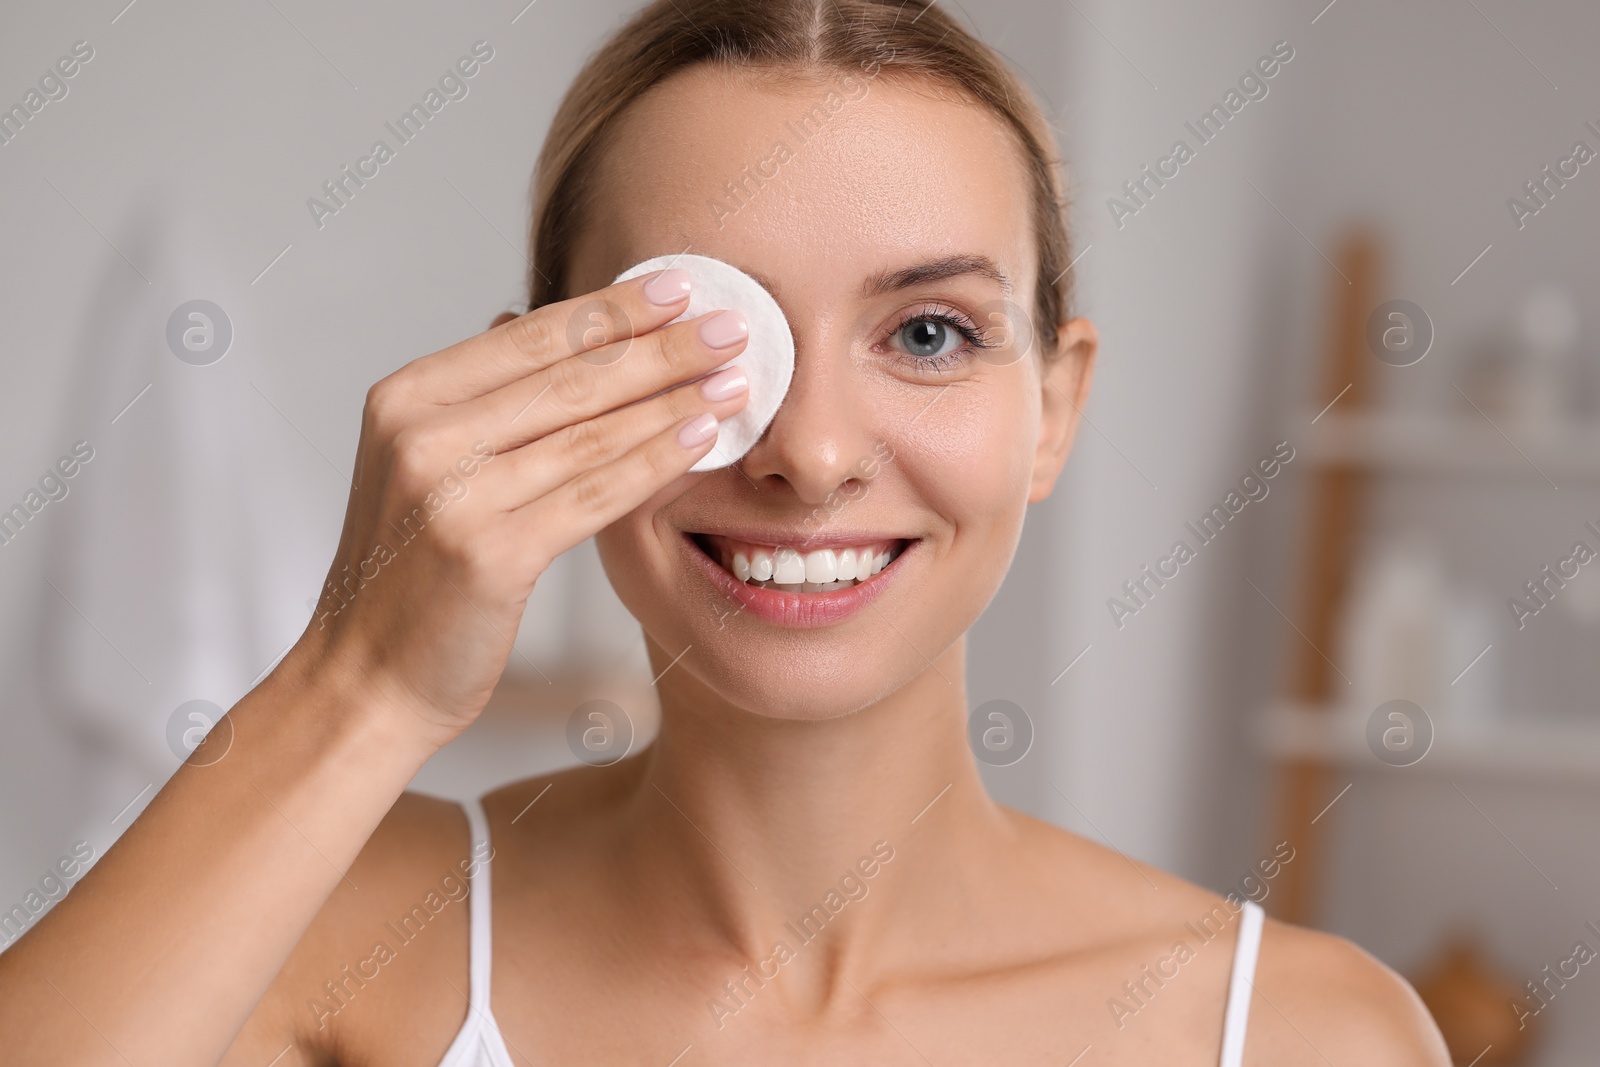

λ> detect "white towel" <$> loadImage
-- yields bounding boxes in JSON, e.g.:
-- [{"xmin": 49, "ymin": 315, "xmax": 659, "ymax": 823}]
[{"xmin": 40, "ymin": 182, "xmax": 326, "ymax": 788}]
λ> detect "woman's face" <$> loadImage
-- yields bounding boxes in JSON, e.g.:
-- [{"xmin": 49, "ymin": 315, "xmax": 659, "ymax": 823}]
[{"xmin": 567, "ymin": 64, "xmax": 1094, "ymax": 721}]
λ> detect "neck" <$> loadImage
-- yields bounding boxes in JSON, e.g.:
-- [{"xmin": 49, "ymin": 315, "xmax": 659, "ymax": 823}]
[{"xmin": 614, "ymin": 632, "xmax": 1007, "ymax": 965}]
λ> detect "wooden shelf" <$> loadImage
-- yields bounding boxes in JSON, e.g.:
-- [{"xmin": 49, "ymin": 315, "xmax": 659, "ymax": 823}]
[
  {"xmin": 1255, "ymin": 702, "xmax": 1600, "ymax": 779},
  {"xmin": 1298, "ymin": 410, "xmax": 1600, "ymax": 477}
]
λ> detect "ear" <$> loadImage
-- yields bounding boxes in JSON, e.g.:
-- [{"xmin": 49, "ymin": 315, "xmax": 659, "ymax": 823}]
[
  {"xmin": 490, "ymin": 310, "xmax": 518, "ymax": 330},
  {"xmin": 1028, "ymin": 317, "xmax": 1098, "ymax": 504}
]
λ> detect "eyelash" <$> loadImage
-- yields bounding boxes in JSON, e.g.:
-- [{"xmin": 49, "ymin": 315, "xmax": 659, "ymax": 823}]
[{"xmin": 886, "ymin": 303, "xmax": 999, "ymax": 372}]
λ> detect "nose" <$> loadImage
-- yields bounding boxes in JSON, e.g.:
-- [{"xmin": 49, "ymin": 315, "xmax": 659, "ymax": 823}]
[{"xmin": 736, "ymin": 332, "xmax": 880, "ymax": 505}]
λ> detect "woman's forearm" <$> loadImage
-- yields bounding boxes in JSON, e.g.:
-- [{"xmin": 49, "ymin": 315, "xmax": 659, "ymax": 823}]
[
  {"xmin": 0, "ymin": 648, "xmax": 442, "ymax": 1066},
  {"xmin": 0, "ymin": 261, "xmax": 747, "ymax": 1065}
]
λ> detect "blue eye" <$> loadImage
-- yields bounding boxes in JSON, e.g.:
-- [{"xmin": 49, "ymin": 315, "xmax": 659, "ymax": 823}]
[
  {"xmin": 888, "ymin": 305, "xmax": 997, "ymax": 372},
  {"xmin": 900, "ymin": 319, "xmax": 961, "ymax": 360}
]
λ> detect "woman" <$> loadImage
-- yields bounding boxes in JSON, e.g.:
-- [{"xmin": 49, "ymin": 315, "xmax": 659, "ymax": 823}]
[{"xmin": 0, "ymin": 1, "xmax": 1449, "ymax": 1063}]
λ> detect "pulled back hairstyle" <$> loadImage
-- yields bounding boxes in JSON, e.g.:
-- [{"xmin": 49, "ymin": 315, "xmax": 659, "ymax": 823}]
[{"xmin": 527, "ymin": 0, "xmax": 1075, "ymax": 355}]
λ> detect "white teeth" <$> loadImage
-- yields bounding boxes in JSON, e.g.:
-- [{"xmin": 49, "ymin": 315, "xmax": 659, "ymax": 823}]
[
  {"xmin": 751, "ymin": 548, "xmax": 774, "ymax": 581},
  {"xmin": 836, "ymin": 548, "xmax": 858, "ymax": 581},
  {"xmin": 773, "ymin": 547, "xmax": 806, "ymax": 585},
  {"xmin": 708, "ymin": 538, "xmax": 906, "ymax": 592},
  {"xmin": 804, "ymin": 549, "xmax": 837, "ymax": 584}
]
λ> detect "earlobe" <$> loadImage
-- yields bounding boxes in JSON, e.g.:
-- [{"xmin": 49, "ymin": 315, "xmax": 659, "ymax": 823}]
[
  {"xmin": 1027, "ymin": 317, "xmax": 1098, "ymax": 504},
  {"xmin": 490, "ymin": 310, "xmax": 518, "ymax": 331}
]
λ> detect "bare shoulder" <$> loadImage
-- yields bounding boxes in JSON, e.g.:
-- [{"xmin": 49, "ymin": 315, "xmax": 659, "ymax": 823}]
[
  {"xmin": 1000, "ymin": 805, "xmax": 1245, "ymax": 928},
  {"xmin": 478, "ymin": 753, "xmax": 651, "ymax": 842},
  {"xmin": 354, "ymin": 789, "xmax": 477, "ymax": 882},
  {"xmin": 312, "ymin": 789, "xmax": 479, "ymax": 945},
  {"xmin": 1248, "ymin": 916, "xmax": 1450, "ymax": 1065},
  {"xmin": 1000, "ymin": 809, "xmax": 1447, "ymax": 1064},
  {"xmin": 223, "ymin": 790, "xmax": 479, "ymax": 1065}
]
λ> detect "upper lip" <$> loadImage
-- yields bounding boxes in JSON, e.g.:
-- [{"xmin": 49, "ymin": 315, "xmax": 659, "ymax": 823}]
[{"xmin": 685, "ymin": 528, "xmax": 917, "ymax": 549}]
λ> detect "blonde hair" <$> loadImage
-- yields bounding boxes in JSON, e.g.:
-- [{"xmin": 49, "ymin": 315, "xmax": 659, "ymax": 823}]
[{"xmin": 527, "ymin": 0, "xmax": 1074, "ymax": 354}]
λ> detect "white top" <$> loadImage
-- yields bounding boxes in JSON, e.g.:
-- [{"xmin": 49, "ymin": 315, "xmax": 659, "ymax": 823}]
[
  {"xmin": 434, "ymin": 796, "xmax": 1264, "ymax": 1066},
  {"xmin": 434, "ymin": 797, "xmax": 516, "ymax": 1067},
  {"xmin": 1220, "ymin": 897, "xmax": 1266, "ymax": 1066}
]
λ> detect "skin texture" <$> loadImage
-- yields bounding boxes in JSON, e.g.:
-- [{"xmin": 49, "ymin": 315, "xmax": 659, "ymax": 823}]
[
  {"xmin": 0, "ymin": 64, "xmax": 1450, "ymax": 1067},
  {"xmin": 245, "ymin": 67, "xmax": 1443, "ymax": 1065}
]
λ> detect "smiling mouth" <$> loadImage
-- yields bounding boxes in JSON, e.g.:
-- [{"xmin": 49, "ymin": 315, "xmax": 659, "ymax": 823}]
[{"xmin": 688, "ymin": 533, "xmax": 913, "ymax": 593}]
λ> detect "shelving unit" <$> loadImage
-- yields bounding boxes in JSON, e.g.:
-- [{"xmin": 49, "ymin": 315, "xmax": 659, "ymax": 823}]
[
  {"xmin": 1260, "ymin": 234, "xmax": 1597, "ymax": 1063},
  {"xmin": 1256, "ymin": 703, "xmax": 1600, "ymax": 780},
  {"xmin": 1280, "ymin": 407, "xmax": 1600, "ymax": 781},
  {"xmin": 1301, "ymin": 409, "xmax": 1600, "ymax": 478}
]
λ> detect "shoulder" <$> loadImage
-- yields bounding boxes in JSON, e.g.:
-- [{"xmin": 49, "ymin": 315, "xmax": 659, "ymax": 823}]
[
  {"xmin": 314, "ymin": 789, "xmax": 481, "ymax": 938},
  {"xmin": 1246, "ymin": 917, "xmax": 1451, "ymax": 1066},
  {"xmin": 261, "ymin": 790, "xmax": 476, "ymax": 970},
  {"xmin": 1001, "ymin": 811, "xmax": 1448, "ymax": 1064},
  {"xmin": 478, "ymin": 755, "xmax": 649, "ymax": 843},
  {"xmin": 353, "ymin": 789, "xmax": 478, "ymax": 883},
  {"xmin": 225, "ymin": 791, "xmax": 479, "ymax": 1064}
]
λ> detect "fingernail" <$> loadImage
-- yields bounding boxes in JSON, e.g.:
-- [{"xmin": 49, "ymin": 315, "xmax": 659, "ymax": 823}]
[
  {"xmin": 679, "ymin": 412, "xmax": 719, "ymax": 448},
  {"xmin": 699, "ymin": 310, "xmax": 748, "ymax": 350},
  {"xmin": 643, "ymin": 268, "xmax": 691, "ymax": 306},
  {"xmin": 699, "ymin": 366, "xmax": 748, "ymax": 401}
]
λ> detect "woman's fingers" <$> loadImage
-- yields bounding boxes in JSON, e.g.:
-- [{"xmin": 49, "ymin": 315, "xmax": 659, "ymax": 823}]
[
  {"xmin": 484, "ymin": 362, "xmax": 750, "ymax": 511},
  {"xmin": 503, "ymin": 399, "xmax": 738, "ymax": 560},
  {"xmin": 400, "ymin": 268, "xmax": 694, "ymax": 404},
  {"xmin": 443, "ymin": 308, "xmax": 750, "ymax": 458},
  {"xmin": 299, "ymin": 270, "xmax": 752, "ymax": 739}
]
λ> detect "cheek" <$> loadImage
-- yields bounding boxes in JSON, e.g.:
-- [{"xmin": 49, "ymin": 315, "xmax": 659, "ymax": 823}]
[
  {"xmin": 595, "ymin": 490, "xmax": 679, "ymax": 588},
  {"xmin": 595, "ymin": 482, "xmax": 737, "ymax": 628},
  {"xmin": 882, "ymin": 377, "xmax": 1036, "ymax": 520}
]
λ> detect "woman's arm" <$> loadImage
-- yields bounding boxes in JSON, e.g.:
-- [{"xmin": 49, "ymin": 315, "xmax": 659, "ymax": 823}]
[
  {"xmin": 0, "ymin": 268, "xmax": 751, "ymax": 1065},
  {"xmin": 0, "ymin": 651, "xmax": 437, "ymax": 1066}
]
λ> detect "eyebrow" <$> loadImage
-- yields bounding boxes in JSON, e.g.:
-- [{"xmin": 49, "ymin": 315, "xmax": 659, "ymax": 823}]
[
  {"xmin": 742, "ymin": 253, "xmax": 1014, "ymax": 302},
  {"xmin": 862, "ymin": 254, "xmax": 1014, "ymax": 299}
]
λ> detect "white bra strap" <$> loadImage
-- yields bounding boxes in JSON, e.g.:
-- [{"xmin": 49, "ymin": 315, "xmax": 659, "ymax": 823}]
[
  {"xmin": 460, "ymin": 796, "xmax": 495, "ymax": 1014},
  {"xmin": 1218, "ymin": 900, "xmax": 1264, "ymax": 1067}
]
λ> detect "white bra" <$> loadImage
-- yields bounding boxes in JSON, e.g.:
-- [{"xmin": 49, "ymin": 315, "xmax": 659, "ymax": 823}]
[{"xmin": 435, "ymin": 797, "xmax": 1265, "ymax": 1067}]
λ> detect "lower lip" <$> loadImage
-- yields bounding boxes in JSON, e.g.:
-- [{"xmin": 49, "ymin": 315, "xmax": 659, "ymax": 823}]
[{"xmin": 683, "ymin": 533, "xmax": 914, "ymax": 628}]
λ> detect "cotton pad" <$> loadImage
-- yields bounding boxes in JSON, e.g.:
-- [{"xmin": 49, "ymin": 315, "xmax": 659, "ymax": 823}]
[{"xmin": 613, "ymin": 253, "xmax": 795, "ymax": 473}]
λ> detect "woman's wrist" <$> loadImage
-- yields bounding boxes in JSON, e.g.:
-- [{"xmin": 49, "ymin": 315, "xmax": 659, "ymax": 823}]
[{"xmin": 258, "ymin": 632, "xmax": 458, "ymax": 773}]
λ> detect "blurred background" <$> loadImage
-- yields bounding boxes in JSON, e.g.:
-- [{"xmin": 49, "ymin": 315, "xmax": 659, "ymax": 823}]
[{"xmin": 1, "ymin": 0, "xmax": 1596, "ymax": 1061}]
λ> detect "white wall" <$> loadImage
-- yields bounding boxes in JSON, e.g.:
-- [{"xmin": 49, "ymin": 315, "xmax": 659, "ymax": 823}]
[
  {"xmin": 0, "ymin": 0, "xmax": 648, "ymax": 906},
  {"xmin": 1047, "ymin": 0, "xmax": 1291, "ymax": 878},
  {"xmin": 8, "ymin": 5, "xmax": 1594, "ymax": 1056},
  {"xmin": 0, "ymin": 0, "xmax": 1088, "ymax": 923}
]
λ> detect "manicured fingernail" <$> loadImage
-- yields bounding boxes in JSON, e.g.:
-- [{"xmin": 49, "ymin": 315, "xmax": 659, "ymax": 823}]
[
  {"xmin": 679, "ymin": 412, "xmax": 719, "ymax": 448},
  {"xmin": 699, "ymin": 366, "xmax": 748, "ymax": 401},
  {"xmin": 699, "ymin": 310, "xmax": 748, "ymax": 350},
  {"xmin": 643, "ymin": 269, "xmax": 691, "ymax": 305}
]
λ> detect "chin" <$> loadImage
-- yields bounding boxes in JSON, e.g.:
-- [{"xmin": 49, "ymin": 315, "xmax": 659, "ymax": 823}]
[{"xmin": 686, "ymin": 651, "xmax": 910, "ymax": 722}]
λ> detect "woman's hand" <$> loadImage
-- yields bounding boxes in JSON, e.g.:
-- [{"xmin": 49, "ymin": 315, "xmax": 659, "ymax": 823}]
[
  {"xmin": 0, "ymin": 277, "xmax": 750, "ymax": 1067},
  {"xmin": 291, "ymin": 267, "xmax": 750, "ymax": 746}
]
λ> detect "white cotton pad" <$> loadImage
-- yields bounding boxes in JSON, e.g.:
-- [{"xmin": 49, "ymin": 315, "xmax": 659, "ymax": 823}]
[{"xmin": 613, "ymin": 253, "xmax": 795, "ymax": 472}]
